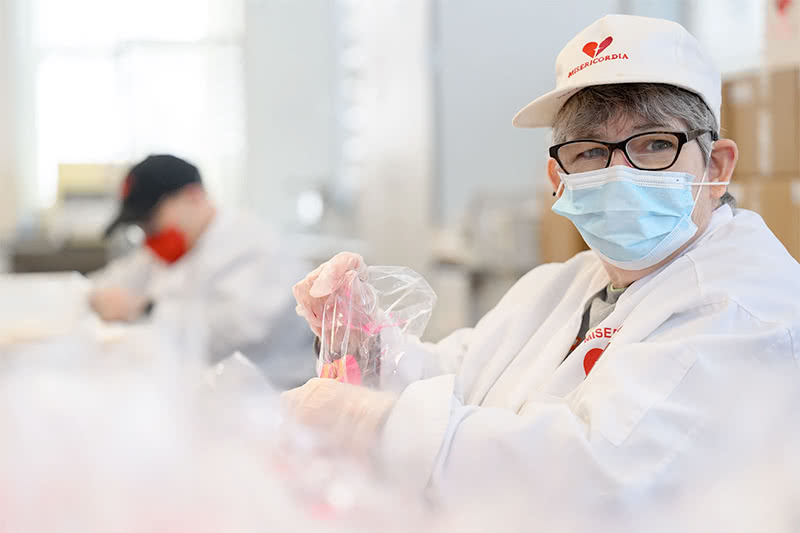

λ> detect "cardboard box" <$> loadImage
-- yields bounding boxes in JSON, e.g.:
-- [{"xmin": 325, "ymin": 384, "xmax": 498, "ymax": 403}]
[
  {"xmin": 728, "ymin": 178, "xmax": 800, "ymax": 261},
  {"xmin": 537, "ymin": 196, "xmax": 588, "ymax": 264},
  {"xmin": 57, "ymin": 163, "xmax": 127, "ymax": 200},
  {"xmin": 722, "ymin": 68, "xmax": 800, "ymax": 179},
  {"xmin": 766, "ymin": 68, "xmax": 800, "ymax": 176},
  {"xmin": 722, "ymin": 74, "xmax": 765, "ymax": 177}
]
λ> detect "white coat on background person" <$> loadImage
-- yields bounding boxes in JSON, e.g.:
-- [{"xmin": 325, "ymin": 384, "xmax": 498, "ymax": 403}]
[
  {"xmin": 90, "ymin": 155, "xmax": 314, "ymax": 388},
  {"xmin": 283, "ymin": 14, "xmax": 800, "ymax": 524}
]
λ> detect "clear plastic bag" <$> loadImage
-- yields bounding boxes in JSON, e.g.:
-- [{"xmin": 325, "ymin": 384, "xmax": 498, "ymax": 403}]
[
  {"xmin": 317, "ymin": 266, "xmax": 436, "ymax": 387},
  {"xmin": 205, "ymin": 352, "xmax": 272, "ymax": 393}
]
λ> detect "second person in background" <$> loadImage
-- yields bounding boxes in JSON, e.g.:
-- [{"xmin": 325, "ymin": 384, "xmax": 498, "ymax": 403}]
[{"xmin": 89, "ymin": 154, "xmax": 314, "ymax": 389}]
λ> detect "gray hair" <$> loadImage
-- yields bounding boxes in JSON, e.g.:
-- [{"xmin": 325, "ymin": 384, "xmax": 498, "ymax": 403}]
[{"xmin": 552, "ymin": 83, "xmax": 735, "ymax": 208}]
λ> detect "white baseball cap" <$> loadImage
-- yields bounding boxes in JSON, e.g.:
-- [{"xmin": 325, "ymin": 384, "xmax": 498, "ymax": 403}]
[{"xmin": 512, "ymin": 14, "xmax": 721, "ymax": 129}]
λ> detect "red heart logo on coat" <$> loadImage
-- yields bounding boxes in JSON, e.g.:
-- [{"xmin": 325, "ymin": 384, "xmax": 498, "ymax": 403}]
[
  {"xmin": 582, "ymin": 36, "xmax": 613, "ymax": 58},
  {"xmin": 583, "ymin": 347, "xmax": 605, "ymax": 375}
]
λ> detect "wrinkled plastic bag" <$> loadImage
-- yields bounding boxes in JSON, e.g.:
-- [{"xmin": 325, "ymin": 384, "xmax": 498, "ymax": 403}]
[
  {"xmin": 205, "ymin": 352, "xmax": 271, "ymax": 392},
  {"xmin": 318, "ymin": 266, "xmax": 436, "ymax": 387}
]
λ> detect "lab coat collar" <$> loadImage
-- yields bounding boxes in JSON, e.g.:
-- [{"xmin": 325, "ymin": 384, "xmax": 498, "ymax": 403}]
[{"xmin": 185, "ymin": 210, "xmax": 227, "ymax": 258}]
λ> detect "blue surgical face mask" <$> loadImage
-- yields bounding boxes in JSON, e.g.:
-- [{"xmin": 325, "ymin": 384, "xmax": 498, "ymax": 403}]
[{"xmin": 551, "ymin": 165, "xmax": 728, "ymax": 271}]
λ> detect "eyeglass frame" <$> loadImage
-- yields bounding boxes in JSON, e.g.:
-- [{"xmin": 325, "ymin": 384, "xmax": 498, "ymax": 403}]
[{"xmin": 548, "ymin": 129, "xmax": 719, "ymax": 175}]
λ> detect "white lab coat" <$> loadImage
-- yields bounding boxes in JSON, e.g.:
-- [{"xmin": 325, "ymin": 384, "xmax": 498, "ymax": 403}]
[
  {"xmin": 381, "ymin": 205, "xmax": 800, "ymax": 514},
  {"xmin": 91, "ymin": 211, "xmax": 313, "ymax": 381}
]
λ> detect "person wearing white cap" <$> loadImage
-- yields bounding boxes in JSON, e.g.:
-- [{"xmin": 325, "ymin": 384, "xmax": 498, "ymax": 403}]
[{"xmin": 283, "ymin": 14, "xmax": 800, "ymax": 518}]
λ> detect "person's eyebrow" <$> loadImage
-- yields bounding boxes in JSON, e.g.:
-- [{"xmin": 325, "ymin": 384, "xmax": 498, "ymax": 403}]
[
  {"xmin": 630, "ymin": 122, "xmax": 675, "ymax": 133},
  {"xmin": 572, "ymin": 122, "xmax": 676, "ymax": 140}
]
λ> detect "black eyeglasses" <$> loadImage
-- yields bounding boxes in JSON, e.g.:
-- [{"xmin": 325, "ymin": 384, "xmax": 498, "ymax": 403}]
[{"xmin": 549, "ymin": 129, "xmax": 718, "ymax": 174}]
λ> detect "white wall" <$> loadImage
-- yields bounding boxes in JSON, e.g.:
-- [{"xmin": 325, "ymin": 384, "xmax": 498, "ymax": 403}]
[
  {"xmin": 0, "ymin": 1, "xmax": 18, "ymax": 239},
  {"xmin": 621, "ymin": 0, "xmax": 686, "ymax": 21},
  {"xmin": 243, "ymin": 0, "xmax": 436, "ymax": 273},
  {"xmin": 433, "ymin": 0, "xmax": 621, "ymax": 226},
  {"xmin": 688, "ymin": 0, "xmax": 766, "ymax": 75},
  {"xmin": 0, "ymin": 0, "xmax": 36, "ymax": 241},
  {"xmin": 355, "ymin": 0, "xmax": 436, "ymax": 272},
  {"xmin": 243, "ymin": 0, "xmax": 337, "ymax": 230}
]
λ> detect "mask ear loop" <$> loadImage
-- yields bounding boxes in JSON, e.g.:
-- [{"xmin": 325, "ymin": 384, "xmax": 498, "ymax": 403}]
[
  {"xmin": 689, "ymin": 164, "xmax": 710, "ymax": 217},
  {"xmin": 553, "ymin": 179, "xmax": 565, "ymax": 198},
  {"xmin": 689, "ymin": 142, "xmax": 730, "ymax": 218}
]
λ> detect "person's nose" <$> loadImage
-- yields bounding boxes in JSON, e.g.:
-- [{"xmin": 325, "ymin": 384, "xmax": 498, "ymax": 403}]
[{"xmin": 609, "ymin": 147, "xmax": 634, "ymax": 168}]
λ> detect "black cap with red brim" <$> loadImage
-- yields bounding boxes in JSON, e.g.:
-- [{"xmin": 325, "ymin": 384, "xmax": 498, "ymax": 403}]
[{"xmin": 104, "ymin": 154, "xmax": 202, "ymax": 238}]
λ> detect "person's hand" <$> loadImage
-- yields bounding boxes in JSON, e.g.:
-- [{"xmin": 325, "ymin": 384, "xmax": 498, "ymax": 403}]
[
  {"xmin": 88, "ymin": 287, "xmax": 149, "ymax": 323},
  {"xmin": 293, "ymin": 252, "xmax": 368, "ymax": 337},
  {"xmin": 281, "ymin": 378, "xmax": 396, "ymax": 453}
]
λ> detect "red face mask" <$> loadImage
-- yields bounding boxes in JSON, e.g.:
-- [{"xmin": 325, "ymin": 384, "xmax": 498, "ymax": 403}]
[{"xmin": 145, "ymin": 227, "xmax": 189, "ymax": 264}]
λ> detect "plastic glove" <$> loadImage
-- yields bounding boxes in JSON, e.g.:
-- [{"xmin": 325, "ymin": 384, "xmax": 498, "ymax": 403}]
[
  {"xmin": 281, "ymin": 377, "xmax": 396, "ymax": 454},
  {"xmin": 293, "ymin": 252, "xmax": 368, "ymax": 337},
  {"xmin": 88, "ymin": 287, "xmax": 149, "ymax": 323}
]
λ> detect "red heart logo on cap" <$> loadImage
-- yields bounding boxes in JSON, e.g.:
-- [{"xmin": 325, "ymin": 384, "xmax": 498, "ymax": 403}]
[
  {"xmin": 596, "ymin": 36, "xmax": 613, "ymax": 56},
  {"xmin": 582, "ymin": 36, "xmax": 613, "ymax": 58}
]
